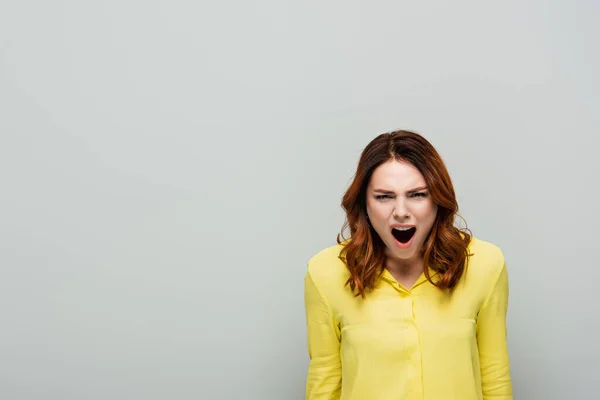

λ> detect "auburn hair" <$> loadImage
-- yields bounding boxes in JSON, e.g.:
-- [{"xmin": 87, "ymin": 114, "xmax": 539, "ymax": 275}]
[{"xmin": 337, "ymin": 130, "xmax": 472, "ymax": 298}]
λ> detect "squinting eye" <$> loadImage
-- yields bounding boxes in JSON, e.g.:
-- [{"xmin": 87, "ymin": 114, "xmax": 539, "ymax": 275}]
[
  {"xmin": 375, "ymin": 195, "xmax": 391, "ymax": 200},
  {"xmin": 411, "ymin": 192, "xmax": 428, "ymax": 198}
]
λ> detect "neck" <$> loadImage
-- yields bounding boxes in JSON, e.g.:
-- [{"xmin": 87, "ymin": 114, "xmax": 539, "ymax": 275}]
[
  {"xmin": 384, "ymin": 255, "xmax": 425, "ymax": 289},
  {"xmin": 384, "ymin": 254, "xmax": 424, "ymax": 278}
]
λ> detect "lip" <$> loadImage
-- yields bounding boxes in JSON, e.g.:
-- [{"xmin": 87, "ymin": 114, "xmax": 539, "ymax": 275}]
[
  {"xmin": 392, "ymin": 231, "xmax": 416, "ymax": 249},
  {"xmin": 390, "ymin": 224, "xmax": 416, "ymax": 229},
  {"xmin": 390, "ymin": 224, "xmax": 417, "ymax": 249}
]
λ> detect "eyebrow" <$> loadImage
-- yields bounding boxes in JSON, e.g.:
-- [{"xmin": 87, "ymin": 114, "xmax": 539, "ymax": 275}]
[{"xmin": 373, "ymin": 186, "xmax": 428, "ymax": 194}]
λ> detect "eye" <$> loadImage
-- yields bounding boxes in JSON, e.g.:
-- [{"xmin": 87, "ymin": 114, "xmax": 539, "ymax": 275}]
[
  {"xmin": 411, "ymin": 192, "xmax": 428, "ymax": 198},
  {"xmin": 375, "ymin": 195, "xmax": 392, "ymax": 200}
]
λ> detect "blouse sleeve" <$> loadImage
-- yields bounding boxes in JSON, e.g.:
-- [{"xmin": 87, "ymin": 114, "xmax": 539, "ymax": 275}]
[
  {"xmin": 476, "ymin": 260, "xmax": 513, "ymax": 399},
  {"xmin": 304, "ymin": 269, "xmax": 342, "ymax": 399}
]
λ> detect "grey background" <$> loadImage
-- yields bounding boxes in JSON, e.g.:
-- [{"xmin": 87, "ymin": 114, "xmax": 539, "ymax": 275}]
[{"xmin": 1, "ymin": 1, "xmax": 598, "ymax": 399}]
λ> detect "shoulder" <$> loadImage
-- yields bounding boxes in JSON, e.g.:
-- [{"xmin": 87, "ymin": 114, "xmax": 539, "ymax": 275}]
[
  {"xmin": 306, "ymin": 240, "xmax": 350, "ymax": 293},
  {"xmin": 463, "ymin": 235, "xmax": 507, "ymax": 285}
]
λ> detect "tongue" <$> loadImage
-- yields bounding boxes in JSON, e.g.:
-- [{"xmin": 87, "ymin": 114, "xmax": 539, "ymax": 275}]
[{"xmin": 393, "ymin": 227, "xmax": 416, "ymax": 243}]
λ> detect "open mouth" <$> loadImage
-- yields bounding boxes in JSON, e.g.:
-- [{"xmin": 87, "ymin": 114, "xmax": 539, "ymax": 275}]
[{"xmin": 392, "ymin": 227, "xmax": 416, "ymax": 244}]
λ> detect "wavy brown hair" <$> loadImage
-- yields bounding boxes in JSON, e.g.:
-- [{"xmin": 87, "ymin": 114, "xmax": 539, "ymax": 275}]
[{"xmin": 337, "ymin": 130, "xmax": 472, "ymax": 298}]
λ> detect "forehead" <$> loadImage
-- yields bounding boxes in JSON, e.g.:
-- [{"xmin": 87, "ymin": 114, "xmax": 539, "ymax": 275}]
[{"xmin": 368, "ymin": 160, "xmax": 426, "ymax": 190}]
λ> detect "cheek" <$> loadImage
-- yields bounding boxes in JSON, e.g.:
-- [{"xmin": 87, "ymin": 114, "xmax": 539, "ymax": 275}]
[
  {"xmin": 368, "ymin": 202, "xmax": 389, "ymax": 218},
  {"xmin": 368, "ymin": 207, "xmax": 392, "ymax": 232},
  {"xmin": 413, "ymin": 203, "xmax": 437, "ymax": 221}
]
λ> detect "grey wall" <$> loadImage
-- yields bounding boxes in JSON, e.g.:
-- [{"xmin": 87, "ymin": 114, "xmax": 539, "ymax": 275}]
[{"xmin": 1, "ymin": 1, "xmax": 598, "ymax": 399}]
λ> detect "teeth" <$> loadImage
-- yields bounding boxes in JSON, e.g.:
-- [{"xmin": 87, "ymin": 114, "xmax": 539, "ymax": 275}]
[{"xmin": 393, "ymin": 227, "xmax": 413, "ymax": 231}]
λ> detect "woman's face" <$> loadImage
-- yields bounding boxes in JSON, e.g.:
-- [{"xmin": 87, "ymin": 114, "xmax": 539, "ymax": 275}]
[{"xmin": 366, "ymin": 159, "xmax": 438, "ymax": 262}]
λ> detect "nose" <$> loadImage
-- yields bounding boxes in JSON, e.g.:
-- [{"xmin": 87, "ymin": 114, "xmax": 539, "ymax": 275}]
[{"xmin": 393, "ymin": 198, "xmax": 409, "ymax": 219}]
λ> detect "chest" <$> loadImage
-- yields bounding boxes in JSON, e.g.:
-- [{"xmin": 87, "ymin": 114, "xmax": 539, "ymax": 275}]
[{"xmin": 337, "ymin": 284, "xmax": 483, "ymax": 342}]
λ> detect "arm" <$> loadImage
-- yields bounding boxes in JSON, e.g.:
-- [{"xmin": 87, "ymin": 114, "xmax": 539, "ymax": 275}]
[
  {"xmin": 476, "ymin": 260, "xmax": 513, "ymax": 400},
  {"xmin": 304, "ymin": 270, "xmax": 342, "ymax": 400}
]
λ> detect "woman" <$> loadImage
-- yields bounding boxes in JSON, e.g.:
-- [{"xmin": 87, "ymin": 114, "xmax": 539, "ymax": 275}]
[{"xmin": 304, "ymin": 130, "xmax": 512, "ymax": 399}]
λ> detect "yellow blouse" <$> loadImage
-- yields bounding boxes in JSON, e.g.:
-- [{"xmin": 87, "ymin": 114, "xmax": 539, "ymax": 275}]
[{"xmin": 304, "ymin": 236, "xmax": 512, "ymax": 400}]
